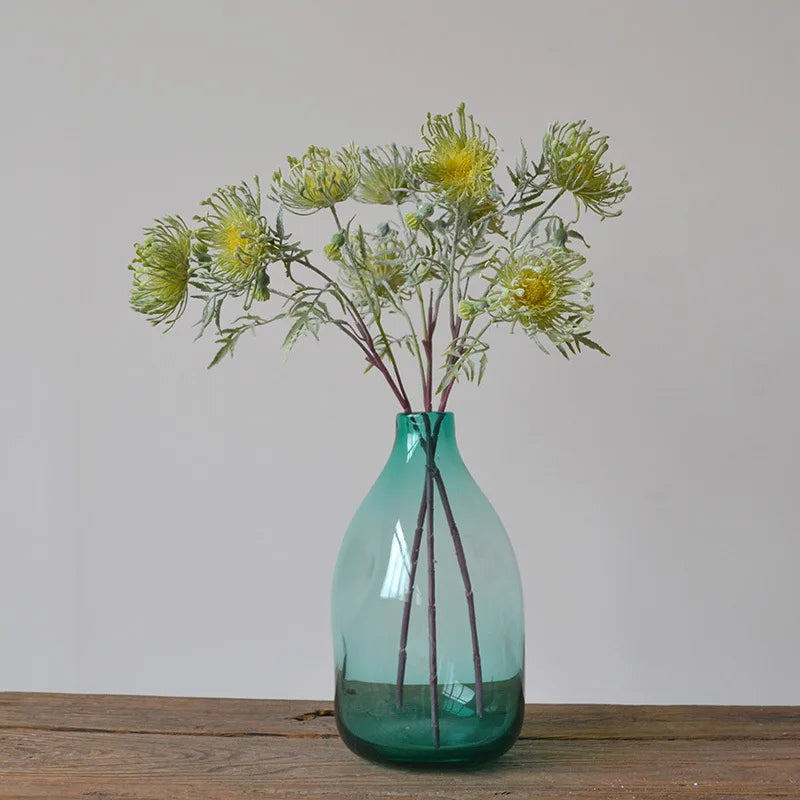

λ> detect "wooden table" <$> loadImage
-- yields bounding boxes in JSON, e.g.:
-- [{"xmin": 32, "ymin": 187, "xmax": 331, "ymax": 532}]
[{"xmin": 1, "ymin": 694, "xmax": 798, "ymax": 798}]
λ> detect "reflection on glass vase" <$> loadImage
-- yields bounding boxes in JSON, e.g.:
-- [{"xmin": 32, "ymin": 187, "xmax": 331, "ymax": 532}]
[{"xmin": 331, "ymin": 412, "xmax": 525, "ymax": 765}]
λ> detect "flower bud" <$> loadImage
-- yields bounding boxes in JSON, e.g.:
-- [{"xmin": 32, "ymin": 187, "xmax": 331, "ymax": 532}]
[
  {"xmin": 457, "ymin": 298, "xmax": 487, "ymax": 321},
  {"xmin": 324, "ymin": 242, "xmax": 343, "ymax": 261},
  {"xmin": 254, "ymin": 269, "xmax": 271, "ymax": 301},
  {"xmin": 457, "ymin": 300, "xmax": 475, "ymax": 320},
  {"xmin": 405, "ymin": 212, "xmax": 421, "ymax": 230}
]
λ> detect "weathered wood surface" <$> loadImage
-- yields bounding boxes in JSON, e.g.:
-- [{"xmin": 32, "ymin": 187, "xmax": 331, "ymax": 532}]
[{"xmin": 1, "ymin": 693, "xmax": 798, "ymax": 799}]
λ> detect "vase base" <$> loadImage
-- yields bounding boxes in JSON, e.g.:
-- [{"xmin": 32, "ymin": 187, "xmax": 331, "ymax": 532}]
[{"xmin": 335, "ymin": 675, "xmax": 524, "ymax": 766}]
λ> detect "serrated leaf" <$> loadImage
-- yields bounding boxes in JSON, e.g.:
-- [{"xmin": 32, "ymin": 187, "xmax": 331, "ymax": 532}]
[
  {"xmin": 578, "ymin": 335, "xmax": 611, "ymax": 356},
  {"xmin": 567, "ymin": 228, "xmax": 591, "ymax": 248},
  {"xmin": 477, "ymin": 352, "xmax": 488, "ymax": 385},
  {"xmin": 208, "ymin": 338, "xmax": 235, "ymax": 369},
  {"xmin": 194, "ymin": 295, "xmax": 218, "ymax": 341},
  {"xmin": 282, "ymin": 316, "xmax": 307, "ymax": 352}
]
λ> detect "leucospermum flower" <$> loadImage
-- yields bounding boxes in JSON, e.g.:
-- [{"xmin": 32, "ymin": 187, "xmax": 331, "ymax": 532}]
[
  {"xmin": 271, "ymin": 144, "xmax": 360, "ymax": 214},
  {"xmin": 415, "ymin": 103, "xmax": 498, "ymax": 202},
  {"xmin": 195, "ymin": 180, "xmax": 276, "ymax": 298},
  {"xmin": 543, "ymin": 121, "xmax": 631, "ymax": 217},
  {"xmin": 489, "ymin": 248, "xmax": 594, "ymax": 346},
  {"xmin": 129, "ymin": 215, "xmax": 192, "ymax": 326},
  {"xmin": 356, "ymin": 145, "xmax": 416, "ymax": 205}
]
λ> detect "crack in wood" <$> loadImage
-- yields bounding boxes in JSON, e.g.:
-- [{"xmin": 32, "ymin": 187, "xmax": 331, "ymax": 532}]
[
  {"xmin": 1, "ymin": 723, "xmax": 796, "ymax": 744},
  {"xmin": 292, "ymin": 708, "xmax": 335, "ymax": 722},
  {"xmin": 0, "ymin": 724, "xmax": 338, "ymax": 739}
]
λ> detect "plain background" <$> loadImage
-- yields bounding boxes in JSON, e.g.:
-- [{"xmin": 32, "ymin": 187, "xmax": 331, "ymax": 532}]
[{"xmin": 1, "ymin": 0, "xmax": 799, "ymax": 704}]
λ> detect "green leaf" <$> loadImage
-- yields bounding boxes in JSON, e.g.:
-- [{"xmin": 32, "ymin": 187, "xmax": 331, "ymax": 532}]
[
  {"xmin": 578, "ymin": 334, "xmax": 611, "ymax": 356},
  {"xmin": 282, "ymin": 316, "xmax": 307, "ymax": 352},
  {"xmin": 567, "ymin": 228, "xmax": 591, "ymax": 248},
  {"xmin": 208, "ymin": 337, "xmax": 235, "ymax": 368},
  {"xmin": 477, "ymin": 351, "xmax": 488, "ymax": 385},
  {"xmin": 194, "ymin": 295, "xmax": 218, "ymax": 341},
  {"xmin": 276, "ymin": 207, "xmax": 285, "ymax": 239}
]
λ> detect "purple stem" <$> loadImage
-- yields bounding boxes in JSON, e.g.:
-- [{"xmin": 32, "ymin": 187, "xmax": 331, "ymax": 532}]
[
  {"xmin": 394, "ymin": 415, "xmax": 449, "ymax": 745},
  {"xmin": 395, "ymin": 478, "xmax": 428, "ymax": 709},
  {"xmin": 433, "ymin": 468, "xmax": 485, "ymax": 717},
  {"xmin": 422, "ymin": 415, "xmax": 440, "ymax": 747}
]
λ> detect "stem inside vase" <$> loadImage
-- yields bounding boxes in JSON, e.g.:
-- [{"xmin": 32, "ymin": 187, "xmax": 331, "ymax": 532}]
[{"xmin": 394, "ymin": 413, "xmax": 486, "ymax": 746}]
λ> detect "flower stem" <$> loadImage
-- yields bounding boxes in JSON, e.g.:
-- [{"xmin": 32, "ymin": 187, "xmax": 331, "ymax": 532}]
[
  {"xmin": 395, "ymin": 476, "xmax": 428, "ymax": 710},
  {"xmin": 395, "ymin": 415, "xmax": 444, "ymax": 732},
  {"xmin": 295, "ymin": 254, "xmax": 411, "ymax": 412},
  {"xmin": 388, "ymin": 294, "xmax": 427, "ymax": 413},
  {"xmin": 515, "ymin": 187, "xmax": 566, "ymax": 246},
  {"xmin": 329, "ymin": 205, "xmax": 412, "ymax": 411},
  {"xmin": 437, "ymin": 321, "xmax": 490, "ymax": 412},
  {"xmin": 432, "ymin": 467, "xmax": 484, "ymax": 716},
  {"xmin": 417, "ymin": 288, "xmax": 432, "ymax": 412},
  {"xmin": 423, "ymin": 290, "xmax": 436, "ymax": 412},
  {"xmin": 447, "ymin": 208, "xmax": 461, "ymax": 339},
  {"xmin": 421, "ymin": 414, "xmax": 440, "ymax": 747},
  {"xmin": 394, "ymin": 414, "xmax": 485, "ymax": 739}
]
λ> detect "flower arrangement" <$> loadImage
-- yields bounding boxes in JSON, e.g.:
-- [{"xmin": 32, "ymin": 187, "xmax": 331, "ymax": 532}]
[
  {"xmin": 127, "ymin": 104, "xmax": 630, "ymax": 754},
  {"xmin": 128, "ymin": 104, "xmax": 630, "ymax": 411}
]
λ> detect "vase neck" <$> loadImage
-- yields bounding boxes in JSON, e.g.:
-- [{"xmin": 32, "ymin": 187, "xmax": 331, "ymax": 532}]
[{"xmin": 391, "ymin": 412, "xmax": 460, "ymax": 465}]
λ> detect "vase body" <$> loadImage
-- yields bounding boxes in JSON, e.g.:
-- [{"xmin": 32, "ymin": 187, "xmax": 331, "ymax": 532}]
[{"xmin": 331, "ymin": 412, "xmax": 524, "ymax": 765}]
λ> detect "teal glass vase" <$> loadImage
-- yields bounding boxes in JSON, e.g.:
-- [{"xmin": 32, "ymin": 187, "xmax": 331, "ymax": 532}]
[{"xmin": 331, "ymin": 412, "xmax": 525, "ymax": 765}]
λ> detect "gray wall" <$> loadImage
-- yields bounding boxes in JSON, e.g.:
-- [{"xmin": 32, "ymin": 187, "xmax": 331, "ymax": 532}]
[{"xmin": 2, "ymin": 0, "xmax": 798, "ymax": 703}]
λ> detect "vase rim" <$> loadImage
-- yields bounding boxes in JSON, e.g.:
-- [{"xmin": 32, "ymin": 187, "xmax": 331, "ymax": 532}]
[{"xmin": 397, "ymin": 411, "xmax": 454, "ymax": 417}]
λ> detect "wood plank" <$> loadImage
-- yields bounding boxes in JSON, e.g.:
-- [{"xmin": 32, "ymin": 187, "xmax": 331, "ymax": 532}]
[
  {"xmin": 0, "ymin": 694, "xmax": 337, "ymax": 738},
  {"xmin": 2, "ymin": 693, "xmax": 798, "ymax": 741},
  {"xmin": 0, "ymin": 730, "xmax": 798, "ymax": 799},
  {"xmin": 1, "ymin": 695, "xmax": 798, "ymax": 799}
]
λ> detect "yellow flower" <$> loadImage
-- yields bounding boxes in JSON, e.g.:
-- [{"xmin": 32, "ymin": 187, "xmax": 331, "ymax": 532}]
[
  {"xmin": 415, "ymin": 103, "xmax": 497, "ymax": 202},
  {"xmin": 129, "ymin": 216, "xmax": 192, "ymax": 327},
  {"xmin": 356, "ymin": 144, "xmax": 416, "ymax": 205},
  {"xmin": 196, "ymin": 180, "xmax": 276, "ymax": 293},
  {"xmin": 271, "ymin": 145, "xmax": 360, "ymax": 214},
  {"xmin": 543, "ymin": 121, "xmax": 631, "ymax": 217},
  {"xmin": 490, "ymin": 248, "xmax": 594, "ymax": 345}
]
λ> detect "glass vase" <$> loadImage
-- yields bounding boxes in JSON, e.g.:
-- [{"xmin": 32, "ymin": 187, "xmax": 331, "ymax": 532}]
[{"xmin": 331, "ymin": 412, "xmax": 525, "ymax": 765}]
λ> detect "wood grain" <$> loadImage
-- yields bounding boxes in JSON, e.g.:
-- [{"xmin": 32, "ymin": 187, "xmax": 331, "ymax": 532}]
[{"xmin": 1, "ymin": 693, "xmax": 798, "ymax": 799}]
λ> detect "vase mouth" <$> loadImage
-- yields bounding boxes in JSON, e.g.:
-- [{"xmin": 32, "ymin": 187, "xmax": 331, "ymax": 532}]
[
  {"xmin": 394, "ymin": 412, "xmax": 457, "ymax": 446},
  {"xmin": 397, "ymin": 411, "xmax": 454, "ymax": 418}
]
